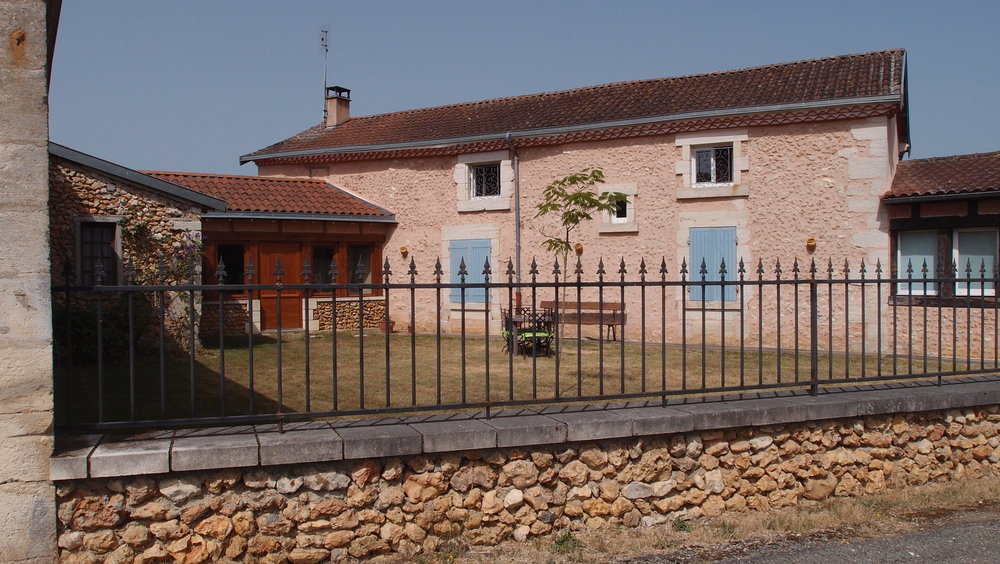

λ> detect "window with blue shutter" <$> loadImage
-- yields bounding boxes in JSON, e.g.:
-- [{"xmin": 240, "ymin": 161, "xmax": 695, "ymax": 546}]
[
  {"xmin": 449, "ymin": 239, "xmax": 491, "ymax": 303},
  {"xmin": 689, "ymin": 227, "xmax": 737, "ymax": 301}
]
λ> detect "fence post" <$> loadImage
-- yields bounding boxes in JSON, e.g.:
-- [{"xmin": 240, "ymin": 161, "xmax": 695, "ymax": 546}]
[{"xmin": 810, "ymin": 260, "xmax": 819, "ymax": 396}]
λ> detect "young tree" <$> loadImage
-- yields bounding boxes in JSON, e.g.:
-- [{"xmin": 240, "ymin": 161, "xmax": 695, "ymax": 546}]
[
  {"xmin": 534, "ymin": 167, "xmax": 627, "ymax": 343},
  {"xmin": 534, "ymin": 167, "xmax": 627, "ymax": 275}
]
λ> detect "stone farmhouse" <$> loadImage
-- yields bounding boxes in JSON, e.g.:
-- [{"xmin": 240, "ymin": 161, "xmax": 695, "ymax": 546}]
[{"xmin": 242, "ymin": 50, "xmax": 914, "ymax": 339}]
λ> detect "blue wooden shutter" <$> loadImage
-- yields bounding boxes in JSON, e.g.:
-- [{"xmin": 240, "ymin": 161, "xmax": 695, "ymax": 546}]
[
  {"xmin": 450, "ymin": 239, "xmax": 491, "ymax": 303},
  {"xmin": 689, "ymin": 227, "xmax": 737, "ymax": 301}
]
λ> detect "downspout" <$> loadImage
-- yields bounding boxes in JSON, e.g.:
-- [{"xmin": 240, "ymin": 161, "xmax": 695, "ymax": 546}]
[{"xmin": 504, "ymin": 132, "xmax": 522, "ymax": 308}]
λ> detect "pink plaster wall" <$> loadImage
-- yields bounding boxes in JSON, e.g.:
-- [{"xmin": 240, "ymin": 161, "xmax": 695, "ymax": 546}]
[{"xmin": 256, "ymin": 116, "xmax": 912, "ymax": 355}]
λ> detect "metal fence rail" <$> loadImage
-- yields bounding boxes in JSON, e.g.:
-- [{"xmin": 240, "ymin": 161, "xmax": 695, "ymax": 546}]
[{"xmin": 52, "ymin": 255, "xmax": 1000, "ymax": 432}]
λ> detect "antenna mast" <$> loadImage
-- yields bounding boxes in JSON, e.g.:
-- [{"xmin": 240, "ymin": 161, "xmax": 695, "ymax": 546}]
[{"xmin": 320, "ymin": 25, "xmax": 330, "ymax": 120}]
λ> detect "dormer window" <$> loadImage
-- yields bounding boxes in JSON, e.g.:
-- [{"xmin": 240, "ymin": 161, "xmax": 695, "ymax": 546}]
[
  {"xmin": 694, "ymin": 145, "xmax": 733, "ymax": 185},
  {"xmin": 470, "ymin": 164, "xmax": 501, "ymax": 198}
]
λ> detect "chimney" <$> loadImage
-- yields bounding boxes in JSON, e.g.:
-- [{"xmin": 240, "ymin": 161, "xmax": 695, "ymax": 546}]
[{"xmin": 325, "ymin": 86, "xmax": 351, "ymax": 127}]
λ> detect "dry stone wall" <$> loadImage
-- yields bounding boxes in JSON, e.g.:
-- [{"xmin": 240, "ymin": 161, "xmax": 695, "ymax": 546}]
[
  {"xmin": 314, "ymin": 300, "xmax": 387, "ymax": 330},
  {"xmin": 49, "ymin": 157, "xmax": 205, "ymax": 286},
  {"xmin": 55, "ymin": 405, "xmax": 1000, "ymax": 563}
]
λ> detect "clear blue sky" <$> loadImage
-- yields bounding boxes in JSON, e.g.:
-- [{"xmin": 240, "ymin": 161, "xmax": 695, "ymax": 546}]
[{"xmin": 49, "ymin": 0, "xmax": 1000, "ymax": 176}]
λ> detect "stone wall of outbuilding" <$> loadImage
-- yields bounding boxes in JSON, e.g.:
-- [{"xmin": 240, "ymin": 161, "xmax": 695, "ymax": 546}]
[{"xmin": 54, "ymin": 404, "xmax": 1000, "ymax": 563}]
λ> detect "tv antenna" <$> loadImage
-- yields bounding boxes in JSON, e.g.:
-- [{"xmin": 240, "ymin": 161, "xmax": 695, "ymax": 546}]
[{"xmin": 320, "ymin": 24, "xmax": 330, "ymax": 119}]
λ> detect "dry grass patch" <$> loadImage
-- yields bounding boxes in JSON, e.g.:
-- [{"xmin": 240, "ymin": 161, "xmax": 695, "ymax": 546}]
[
  {"xmin": 58, "ymin": 329, "xmax": 928, "ymax": 426},
  {"xmin": 406, "ymin": 474, "xmax": 1000, "ymax": 564}
]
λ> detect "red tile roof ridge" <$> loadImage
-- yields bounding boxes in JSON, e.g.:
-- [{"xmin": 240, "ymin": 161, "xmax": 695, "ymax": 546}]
[{"xmin": 340, "ymin": 48, "xmax": 907, "ymax": 125}]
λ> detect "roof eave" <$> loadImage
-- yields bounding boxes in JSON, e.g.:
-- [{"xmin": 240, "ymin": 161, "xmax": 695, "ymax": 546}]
[
  {"xmin": 882, "ymin": 190, "xmax": 1000, "ymax": 204},
  {"xmin": 201, "ymin": 211, "xmax": 396, "ymax": 223},
  {"xmin": 241, "ymin": 94, "xmax": 903, "ymax": 164}
]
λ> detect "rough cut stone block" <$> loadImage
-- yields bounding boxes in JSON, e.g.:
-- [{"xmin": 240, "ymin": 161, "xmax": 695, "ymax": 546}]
[
  {"xmin": 545, "ymin": 410, "xmax": 633, "ymax": 441},
  {"xmin": 335, "ymin": 422, "xmax": 423, "ymax": 459},
  {"xmin": 674, "ymin": 401, "xmax": 757, "ymax": 430},
  {"xmin": 0, "ymin": 346, "xmax": 53, "ymax": 415},
  {"xmin": 171, "ymin": 427, "xmax": 259, "ymax": 471},
  {"xmin": 848, "ymin": 158, "xmax": 888, "ymax": 180},
  {"xmin": 90, "ymin": 433, "xmax": 172, "ymax": 477},
  {"xmin": 0, "ymin": 481, "xmax": 56, "ymax": 561},
  {"xmin": 257, "ymin": 422, "xmax": 343, "ymax": 466},
  {"xmin": 620, "ymin": 406, "xmax": 695, "ymax": 436},
  {"xmin": 484, "ymin": 415, "xmax": 566, "ymax": 448},
  {"xmin": 780, "ymin": 393, "xmax": 860, "ymax": 422},
  {"xmin": 49, "ymin": 434, "xmax": 101, "ymax": 481},
  {"xmin": 408, "ymin": 418, "xmax": 497, "ymax": 453},
  {"xmin": 745, "ymin": 398, "xmax": 812, "ymax": 426}
]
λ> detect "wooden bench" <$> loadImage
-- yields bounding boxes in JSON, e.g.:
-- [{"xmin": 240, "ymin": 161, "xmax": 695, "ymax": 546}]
[{"xmin": 539, "ymin": 300, "xmax": 626, "ymax": 341}]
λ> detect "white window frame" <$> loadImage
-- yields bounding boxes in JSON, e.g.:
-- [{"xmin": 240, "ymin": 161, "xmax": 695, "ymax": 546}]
[
  {"xmin": 896, "ymin": 230, "xmax": 939, "ymax": 296},
  {"xmin": 598, "ymin": 183, "xmax": 638, "ymax": 234},
  {"xmin": 469, "ymin": 163, "xmax": 501, "ymax": 199},
  {"xmin": 675, "ymin": 130, "xmax": 749, "ymax": 200},
  {"xmin": 954, "ymin": 228, "xmax": 998, "ymax": 297},
  {"xmin": 455, "ymin": 151, "xmax": 513, "ymax": 212},
  {"xmin": 692, "ymin": 144, "xmax": 734, "ymax": 186}
]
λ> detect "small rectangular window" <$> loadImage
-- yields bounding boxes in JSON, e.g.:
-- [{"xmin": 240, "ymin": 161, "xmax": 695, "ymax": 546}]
[
  {"xmin": 694, "ymin": 146, "xmax": 733, "ymax": 184},
  {"xmin": 312, "ymin": 245, "xmax": 336, "ymax": 284},
  {"xmin": 216, "ymin": 244, "xmax": 245, "ymax": 285},
  {"xmin": 897, "ymin": 230, "xmax": 938, "ymax": 295},
  {"xmin": 347, "ymin": 244, "xmax": 373, "ymax": 295},
  {"xmin": 470, "ymin": 164, "xmax": 501, "ymax": 198},
  {"xmin": 612, "ymin": 198, "xmax": 629, "ymax": 223},
  {"xmin": 80, "ymin": 222, "xmax": 118, "ymax": 286},
  {"xmin": 955, "ymin": 229, "xmax": 997, "ymax": 296}
]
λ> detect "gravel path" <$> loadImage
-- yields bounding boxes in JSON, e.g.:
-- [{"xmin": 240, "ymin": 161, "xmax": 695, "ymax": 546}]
[{"xmin": 615, "ymin": 505, "xmax": 1000, "ymax": 563}]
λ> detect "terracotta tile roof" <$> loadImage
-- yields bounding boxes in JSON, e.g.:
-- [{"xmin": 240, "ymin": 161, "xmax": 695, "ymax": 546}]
[
  {"xmin": 245, "ymin": 49, "xmax": 905, "ymax": 161},
  {"xmin": 142, "ymin": 172, "xmax": 392, "ymax": 217},
  {"xmin": 886, "ymin": 152, "xmax": 1000, "ymax": 199}
]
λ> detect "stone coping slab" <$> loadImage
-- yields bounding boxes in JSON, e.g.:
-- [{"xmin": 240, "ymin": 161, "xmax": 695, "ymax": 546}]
[{"xmin": 52, "ymin": 377, "xmax": 1000, "ymax": 480}]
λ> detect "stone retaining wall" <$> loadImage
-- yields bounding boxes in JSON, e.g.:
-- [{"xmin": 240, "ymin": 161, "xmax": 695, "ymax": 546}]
[{"xmin": 54, "ymin": 403, "xmax": 1000, "ymax": 563}]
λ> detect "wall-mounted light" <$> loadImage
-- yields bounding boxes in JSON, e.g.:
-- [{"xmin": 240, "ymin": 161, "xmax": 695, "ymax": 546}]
[
  {"xmin": 574, "ymin": 242, "xmax": 584, "ymax": 256},
  {"xmin": 806, "ymin": 238, "xmax": 817, "ymax": 253},
  {"xmin": 400, "ymin": 246, "xmax": 408, "ymax": 258}
]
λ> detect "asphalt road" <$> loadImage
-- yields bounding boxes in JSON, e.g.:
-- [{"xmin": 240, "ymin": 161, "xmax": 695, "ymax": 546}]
[{"xmin": 616, "ymin": 505, "xmax": 1000, "ymax": 563}]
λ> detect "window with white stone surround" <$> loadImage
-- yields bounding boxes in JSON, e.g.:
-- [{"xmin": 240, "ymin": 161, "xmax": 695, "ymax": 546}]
[
  {"xmin": 455, "ymin": 151, "xmax": 513, "ymax": 212},
  {"xmin": 598, "ymin": 183, "xmax": 639, "ymax": 234},
  {"xmin": 675, "ymin": 130, "xmax": 749, "ymax": 199}
]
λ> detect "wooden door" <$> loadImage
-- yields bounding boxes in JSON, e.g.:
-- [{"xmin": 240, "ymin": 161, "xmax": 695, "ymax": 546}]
[{"xmin": 258, "ymin": 242, "xmax": 304, "ymax": 330}]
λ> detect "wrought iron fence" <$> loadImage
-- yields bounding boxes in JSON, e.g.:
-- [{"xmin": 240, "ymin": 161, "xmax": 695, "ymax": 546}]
[{"xmin": 52, "ymin": 255, "xmax": 1000, "ymax": 432}]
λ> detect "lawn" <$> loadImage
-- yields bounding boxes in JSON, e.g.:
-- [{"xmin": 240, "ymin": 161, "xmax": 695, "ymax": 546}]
[{"xmin": 54, "ymin": 329, "xmax": 941, "ymax": 428}]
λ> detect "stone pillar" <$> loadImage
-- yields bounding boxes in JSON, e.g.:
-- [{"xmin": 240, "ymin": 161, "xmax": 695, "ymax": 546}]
[{"xmin": 0, "ymin": 0, "xmax": 57, "ymax": 561}]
